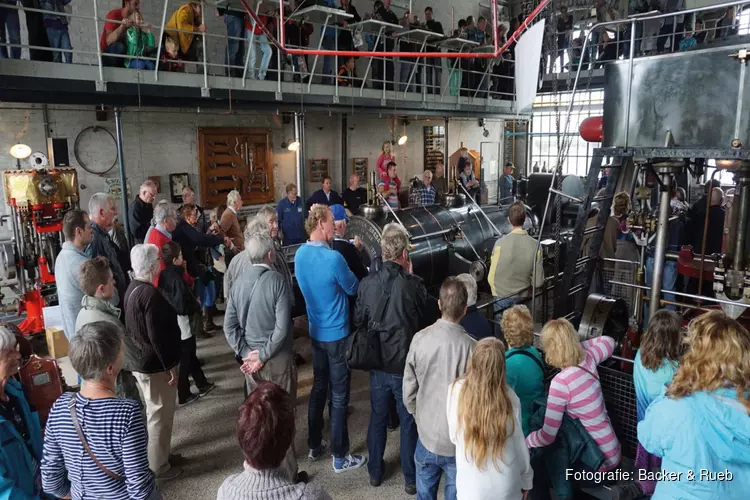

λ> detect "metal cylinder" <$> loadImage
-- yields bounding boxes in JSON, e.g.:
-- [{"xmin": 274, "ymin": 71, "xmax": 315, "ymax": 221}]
[
  {"xmin": 114, "ymin": 109, "xmax": 131, "ymax": 248},
  {"xmin": 346, "ymin": 204, "xmax": 534, "ymax": 288},
  {"xmin": 649, "ymin": 173, "xmax": 674, "ymax": 314}
]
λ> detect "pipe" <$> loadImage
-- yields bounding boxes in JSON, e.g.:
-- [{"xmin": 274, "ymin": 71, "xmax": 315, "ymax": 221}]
[
  {"xmin": 410, "ymin": 227, "xmax": 456, "ymax": 241},
  {"xmin": 643, "ymin": 296, "xmax": 712, "ymax": 313},
  {"xmin": 531, "ymin": 168, "xmax": 557, "ymax": 318},
  {"xmin": 492, "ymin": 0, "xmax": 498, "ymax": 55},
  {"xmin": 153, "ymin": 0, "xmax": 170, "ymax": 82},
  {"xmin": 298, "ymin": 113, "xmax": 307, "ymax": 201},
  {"xmin": 93, "ymin": 0, "xmax": 104, "ymax": 86},
  {"xmin": 444, "ymin": 118, "xmax": 450, "ymax": 168},
  {"xmin": 10, "ymin": 205, "xmax": 26, "ymax": 295},
  {"xmin": 624, "ymin": 19, "xmax": 636, "ymax": 148},
  {"xmin": 200, "ymin": 0, "xmax": 209, "ymax": 94},
  {"xmin": 649, "ymin": 172, "xmax": 672, "ymax": 314},
  {"xmin": 42, "ymin": 104, "xmax": 51, "ymax": 142},
  {"xmin": 341, "ymin": 115, "xmax": 348, "ymax": 191},
  {"xmin": 734, "ymin": 52, "xmax": 747, "ymax": 142},
  {"xmin": 734, "ymin": 178, "xmax": 750, "ymax": 272},
  {"xmin": 294, "ymin": 112, "xmax": 303, "ymax": 200},
  {"xmin": 610, "ymin": 280, "xmax": 750, "ymax": 310},
  {"xmin": 114, "ymin": 109, "xmax": 132, "ymax": 248}
]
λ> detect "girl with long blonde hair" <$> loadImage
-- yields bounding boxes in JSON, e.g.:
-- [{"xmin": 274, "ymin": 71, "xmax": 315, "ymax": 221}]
[
  {"xmin": 446, "ymin": 338, "xmax": 532, "ymax": 499},
  {"xmin": 638, "ymin": 311, "xmax": 750, "ymax": 500},
  {"xmin": 376, "ymin": 140, "xmax": 401, "ymax": 193}
]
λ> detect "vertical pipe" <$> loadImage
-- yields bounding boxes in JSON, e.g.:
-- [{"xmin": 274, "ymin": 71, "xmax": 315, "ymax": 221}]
[
  {"xmin": 624, "ymin": 19, "xmax": 636, "ymax": 148},
  {"xmin": 492, "ymin": 0, "xmax": 498, "ymax": 55},
  {"xmin": 114, "ymin": 109, "xmax": 132, "ymax": 249},
  {"xmin": 154, "ymin": 0, "xmax": 170, "ymax": 81},
  {"xmin": 93, "ymin": 0, "xmax": 104, "ymax": 85},
  {"xmin": 334, "ymin": 19, "xmax": 339, "ymax": 99},
  {"xmin": 382, "ymin": 34, "xmax": 387, "ymax": 101},
  {"xmin": 341, "ymin": 115, "xmax": 348, "ymax": 191},
  {"xmin": 649, "ymin": 172, "xmax": 672, "ymax": 315},
  {"xmin": 277, "ymin": 33, "xmax": 283, "ymax": 94},
  {"xmin": 294, "ymin": 112, "xmax": 305, "ymax": 201},
  {"xmin": 10, "ymin": 205, "xmax": 26, "ymax": 295},
  {"xmin": 733, "ymin": 58, "xmax": 746, "ymax": 141},
  {"xmin": 298, "ymin": 113, "xmax": 307, "ymax": 201},
  {"xmin": 531, "ymin": 168, "xmax": 557, "ymax": 319},
  {"xmin": 444, "ymin": 117, "xmax": 450, "ymax": 168},
  {"xmin": 201, "ymin": 0, "xmax": 209, "ymax": 93},
  {"xmin": 733, "ymin": 178, "xmax": 750, "ymax": 272},
  {"xmin": 279, "ymin": 0, "xmax": 286, "ymax": 49}
]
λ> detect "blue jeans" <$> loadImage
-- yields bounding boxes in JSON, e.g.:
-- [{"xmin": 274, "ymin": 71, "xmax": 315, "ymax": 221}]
[
  {"xmin": 103, "ymin": 41, "xmax": 125, "ymax": 67},
  {"xmin": 0, "ymin": 1, "xmax": 21, "ymax": 59},
  {"xmin": 367, "ymin": 370, "xmax": 417, "ymax": 486},
  {"xmin": 400, "ymin": 59, "xmax": 415, "ymax": 92},
  {"xmin": 224, "ymin": 14, "xmax": 244, "ymax": 77},
  {"xmin": 248, "ymin": 31, "xmax": 272, "ymax": 80},
  {"xmin": 129, "ymin": 58, "xmax": 155, "ymax": 70},
  {"xmin": 414, "ymin": 439, "xmax": 456, "ymax": 500},
  {"xmin": 46, "ymin": 26, "xmax": 72, "ymax": 63},
  {"xmin": 644, "ymin": 256, "xmax": 678, "ymax": 324},
  {"xmin": 322, "ymin": 35, "xmax": 335, "ymax": 84},
  {"xmin": 308, "ymin": 338, "xmax": 350, "ymax": 458}
]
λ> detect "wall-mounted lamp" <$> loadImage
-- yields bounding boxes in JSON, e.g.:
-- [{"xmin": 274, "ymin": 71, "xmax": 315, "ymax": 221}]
[
  {"xmin": 287, "ymin": 140, "xmax": 300, "ymax": 152},
  {"xmin": 9, "ymin": 143, "xmax": 32, "ymax": 168},
  {"xmin": 398, "ymin": 135, "xmax": 408, "ymax": 146}
]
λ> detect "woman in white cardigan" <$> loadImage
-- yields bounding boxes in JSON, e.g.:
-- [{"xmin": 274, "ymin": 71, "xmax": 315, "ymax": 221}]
[{"xmin": 447, "ymin": 337, "xmax": 533, "ymax": 500}]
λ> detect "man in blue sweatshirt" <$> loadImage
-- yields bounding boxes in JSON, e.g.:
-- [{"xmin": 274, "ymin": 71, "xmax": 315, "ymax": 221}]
[{"xmin": 294, "ymin": 203, "xmax": 364, "ymax": 474}]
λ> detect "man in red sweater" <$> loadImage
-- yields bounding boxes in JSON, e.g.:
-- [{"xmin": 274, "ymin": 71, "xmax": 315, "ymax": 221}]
[
  {"xmin": 100, "ymin": 0, "xmax": 141, "ymax": 67},
  {"xmin": 146, "ymin": 200, "xmax": 178, "ymax": 279}
]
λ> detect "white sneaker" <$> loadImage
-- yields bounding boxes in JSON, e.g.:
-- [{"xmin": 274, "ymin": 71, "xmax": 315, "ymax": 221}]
[{"xmin": 308, "ymin": 439, "xmax": 329, "ymax": 461}]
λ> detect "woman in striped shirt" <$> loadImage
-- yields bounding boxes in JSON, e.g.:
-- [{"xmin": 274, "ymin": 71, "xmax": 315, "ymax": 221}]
[
  {"xmin": 41, "ymin": 321, "xmax": 161, "ymax": 500},
  {"xmin": 525, "ymin": 319, "xmax": 621, "ymax": 472}
]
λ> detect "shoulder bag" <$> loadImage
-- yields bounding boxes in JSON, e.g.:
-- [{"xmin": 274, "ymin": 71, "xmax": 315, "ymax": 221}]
[
  {"xmin": 345, "ymin": 276, "xmax": 395, "ymax": 371},
  {"xmin": 68, "ymin": 396, "xmax": 125, "ymax": 482}
]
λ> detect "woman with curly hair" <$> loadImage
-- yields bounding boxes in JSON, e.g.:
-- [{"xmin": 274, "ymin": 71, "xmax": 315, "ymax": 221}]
[
  {"xmin": 446, "ymin": 338, "xmax": 532, "ymax": 499},
  {"xmin": 638, "ymin": 311, "xmax": 750, "ymax": 499},
  {"xmin": 501, "ymin": 305, "xmax": 544, "ymax": 436}
]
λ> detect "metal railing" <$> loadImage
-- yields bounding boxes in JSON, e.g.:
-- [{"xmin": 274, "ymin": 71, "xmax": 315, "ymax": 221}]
[
  {"xmin": 541, "ymin": 3, "xmax": 749, "ymax": 75},
  {"xmin": 0, "ymin": 0, "xmax": 552, "ymax": 105}
]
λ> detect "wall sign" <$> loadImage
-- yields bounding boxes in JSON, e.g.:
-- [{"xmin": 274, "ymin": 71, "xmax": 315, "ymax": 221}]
[
  {"xmin": 423, "ymin": 125, "xmax": 445, "ymax": 173},
  {"xmin": 308, "ymin": 159, "xmax": 329, "ymax": 183}
]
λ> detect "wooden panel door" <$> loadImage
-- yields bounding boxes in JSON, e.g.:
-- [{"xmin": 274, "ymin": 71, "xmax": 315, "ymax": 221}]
[{"xmin": 197, "ymin": 128, "xmax": 274, "ymax": 208}]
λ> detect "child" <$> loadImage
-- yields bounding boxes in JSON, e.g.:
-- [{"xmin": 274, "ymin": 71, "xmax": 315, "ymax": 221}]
[
  {"xmin": 679, "ymin": 31, "xmax": 697, "ymax": 51},
  {"xmin": 75, "ymin": 256, "xmax": 143, "ymax": 410},
  {"xmin": 159, "ymin": 241, "xmax": 215, "ymax": 406},
  {"xmin": 125, "ymin": 11, "xmax": 156, "ymax": 70},
  {"xmin": 337, "ymin": 56, "xmax": 357, "ymax": 87}
]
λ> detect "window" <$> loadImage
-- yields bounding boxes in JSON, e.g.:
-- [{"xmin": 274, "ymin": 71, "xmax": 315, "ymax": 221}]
[{"xmin": 529, "ymin": 90, "xmax": 604, "ymax": 177}]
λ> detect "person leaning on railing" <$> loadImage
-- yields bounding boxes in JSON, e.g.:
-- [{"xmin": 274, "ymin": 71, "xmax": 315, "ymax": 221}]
[
  {"xmin": 100, "ymin": 0, "xmax": 141, "ymax": 67},
  {"xmin": 40, "ymin": 0, "xmax": 73, "ymax": 64},
  {"xmin": 165, "ymin": 1, "xmax": 206, "ymax": 63},
  {"xmin": 125, "ymin": 11, "xmax": 156, "ymax": 70}
]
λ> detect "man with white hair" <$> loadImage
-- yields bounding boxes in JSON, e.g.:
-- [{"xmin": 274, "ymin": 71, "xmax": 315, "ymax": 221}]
[
  {"xmin": 146, "ymin": 200, "xmax": 178, "ymax": 274},
  {"xmin": 221, "ymin": 190, "xmax": 244, "ymax": 259},
  {"xmin": 224, "ymin": 230, "xmax": 305, "ymax": 482},
  {"xmin": 255, "ymin": 206, "xmax": 294, "ymax": 295},
  {"xmin": 408, "ymin": 170, "xmax": 438, "ymax": 206},
  {"xmin": 354, "ymin": 222, "xmax": 437, "ymax": 492},
  {"xmin": 456, "ymin": 273, "xmax": 493, "ymax": 340},
  {"xmin": 129, "ymin": 180, "xmax": 158, "ymax": 244},
  {"xmin": 88, "ymin": 192, "xmax": 131, "ymax": 309}
]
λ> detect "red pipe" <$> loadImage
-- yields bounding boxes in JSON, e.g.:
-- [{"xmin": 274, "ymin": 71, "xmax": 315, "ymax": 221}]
[{"xmin": 240, "ymin": 0, "xmax": 549, "ymax": 59}]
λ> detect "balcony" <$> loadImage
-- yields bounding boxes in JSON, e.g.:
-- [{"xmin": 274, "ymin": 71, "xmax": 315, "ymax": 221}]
[{"xmin": 0, "ymin": 0, "xmax": 523, "ymax": 117}]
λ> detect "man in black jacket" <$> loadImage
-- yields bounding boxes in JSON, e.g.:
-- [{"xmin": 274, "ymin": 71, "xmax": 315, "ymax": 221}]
[
  {"xmin": 128, "ymin": 180, "xmax": 158, "ymax": 244},
  {"xmin": 373, "ymin": 0, "xmax": 399, "ymax": 90},
  {"xmin": 353, "ymin": 222, "xmax": 438, "ymax": 493},
  {"xmin": 88, "ymin": 193, "xmax": 131, "ymax": 311}
]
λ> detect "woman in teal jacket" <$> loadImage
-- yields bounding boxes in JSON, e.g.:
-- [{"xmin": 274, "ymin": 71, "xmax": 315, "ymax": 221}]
[
  {"xmin": 638, "ymin": 311, "xmax": 750, "ymax": 500},
  {"xmin": 0, "ymin": 326, "xmax": 46, "ymax": 500}
]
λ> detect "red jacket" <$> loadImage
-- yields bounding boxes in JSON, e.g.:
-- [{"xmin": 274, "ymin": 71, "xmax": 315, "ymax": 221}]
[
  {"xmin": 146, "ymin": 227, "xmax": 191, "ymax": 288},
  {"xmin": 245, "ymin": 15, "xmax": 268, "ymax": 35}
]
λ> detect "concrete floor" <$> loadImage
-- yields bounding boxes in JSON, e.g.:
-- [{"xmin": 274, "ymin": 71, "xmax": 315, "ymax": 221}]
[{"xmin": 158, "ymin": 321, "xmax": 435, "ymax": 500}]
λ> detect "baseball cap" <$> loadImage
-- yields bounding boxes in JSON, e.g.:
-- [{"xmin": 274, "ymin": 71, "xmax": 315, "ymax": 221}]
[{"xmin": 330, "ymin": 204, "xmax": 349, "ymax": 222}]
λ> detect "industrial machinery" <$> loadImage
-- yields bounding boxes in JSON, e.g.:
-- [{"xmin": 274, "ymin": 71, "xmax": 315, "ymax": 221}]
[{"xmin": 1, "ymin": 161, "xmax": 79, "ymax": 335}]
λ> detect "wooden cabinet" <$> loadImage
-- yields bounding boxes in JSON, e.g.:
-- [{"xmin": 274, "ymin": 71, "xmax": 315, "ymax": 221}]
[{"xmin": 197, "ymin": 128, "xmax": 275, "ymax": 208}]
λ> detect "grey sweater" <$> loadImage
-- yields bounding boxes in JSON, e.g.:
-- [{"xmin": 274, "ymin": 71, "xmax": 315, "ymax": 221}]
[
  {"xmin": 217, "ymin": 464, "xmax": 332, "ymax": 500},
  {"xmin": 224, "ymin": 264, "xmax": 293, "ymax": 363},
  {"xmin": 403, "ymin": 318, "xmax": 475, "ymax": 457},
  {"xmin": 55, "ymin": 242, "xmax": 90, "ymax": 340}
]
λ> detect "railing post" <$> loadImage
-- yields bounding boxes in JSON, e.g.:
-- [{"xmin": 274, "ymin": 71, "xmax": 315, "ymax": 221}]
[
  {"xmin": 200, "ymin": 0, "xmax": 210, "ymax": 96},
  {"xmin": 404, "ymin": 37, "xmax": 427, "ymax": 97},
  {"xmin": 154, "ymin": 0, "xmax": 170, "ymax": 81},
  {"xmin": 333, "ymin": 21, "xmax": 339, "ymax": 103},
  {"xmin": 276, "ymin": 15, "xmax": 283, "ymax": 100},
  {"xmin": 381, "ymin": 33, "xmax": 386, "ymax": 104},
  {"xmin": 92, "ymin": 0, "xmax": 106, "ymax": 91}
]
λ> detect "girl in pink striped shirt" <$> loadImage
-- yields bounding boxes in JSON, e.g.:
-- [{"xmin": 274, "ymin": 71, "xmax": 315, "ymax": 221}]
[{"xmin": 525, "ymin": 319, "xmax": 622, "ymax": 471}]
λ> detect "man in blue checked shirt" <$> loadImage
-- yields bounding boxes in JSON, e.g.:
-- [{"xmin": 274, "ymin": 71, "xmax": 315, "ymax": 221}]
[{"xmin": 408, "ymin": 170, "xmax": 438, "ymax": 206}]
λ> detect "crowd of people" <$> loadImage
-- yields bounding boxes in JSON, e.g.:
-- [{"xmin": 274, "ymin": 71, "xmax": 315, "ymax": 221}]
[{"xmin": 2, "ymin": 171, "xmax": 750, "ymax": 500}]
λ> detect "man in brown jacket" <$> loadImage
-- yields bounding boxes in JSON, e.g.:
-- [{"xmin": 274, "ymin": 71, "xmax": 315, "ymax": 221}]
[{"xmin": 221, "ymin": 190, "xmax": 244, "ymax": 264}]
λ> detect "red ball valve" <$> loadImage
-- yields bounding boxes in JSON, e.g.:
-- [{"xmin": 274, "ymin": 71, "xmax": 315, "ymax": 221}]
[{"xmin": 579, "ymin": 116, "xmax": 603, "ymax": 143}]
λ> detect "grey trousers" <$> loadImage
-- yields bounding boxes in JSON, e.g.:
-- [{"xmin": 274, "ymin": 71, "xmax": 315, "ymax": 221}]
[{"xmin": 245, "ymin": 349, "xmax": 298, "ymax": 480}]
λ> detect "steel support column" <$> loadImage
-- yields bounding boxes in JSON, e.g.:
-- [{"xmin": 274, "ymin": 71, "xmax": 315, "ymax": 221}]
[
  {"xmin": 114, "ymin": 108, "xmax": 132, "ymax": 248},
  {"xmin": 295, "ymin": 112, "xmax": 307, "ymax": 201},
  {"xmin": 649, "ymin": 169, "xmax": 674, "ymax": 315}
]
